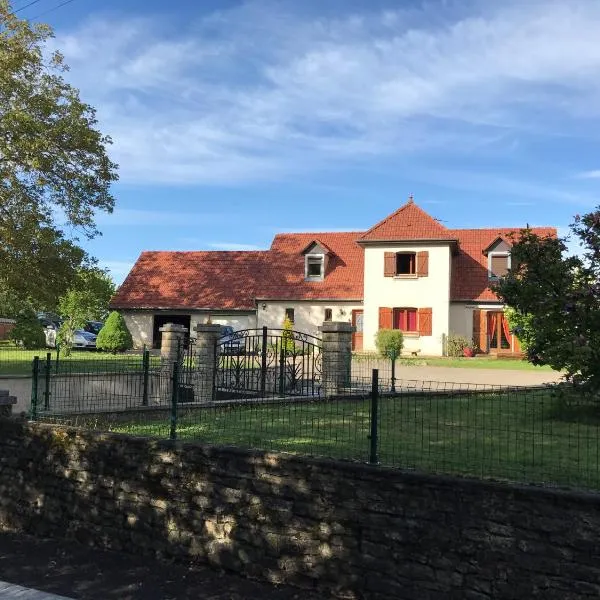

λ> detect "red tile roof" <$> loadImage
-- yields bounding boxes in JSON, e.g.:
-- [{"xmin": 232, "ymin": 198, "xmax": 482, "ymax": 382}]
[
  {"xmin": 360, "ymin": 198, "xmax": 456, "ymax": 242},
  {"xmin": 449, "ymin": 227, "xmax": 557, "ymax": 301},
  {"xmin": 110, "ymin": 233, "xmax": 364, "ymax": 310},
  {"xmin": 110, "ymin": 202, "xmax": 557, "ymax": 310}
]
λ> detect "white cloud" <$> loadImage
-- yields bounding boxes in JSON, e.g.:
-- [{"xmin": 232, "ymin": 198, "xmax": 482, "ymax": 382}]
[
  {"xmin": 51, "ymin": 1, "xmax": 600, "ymax": 185},
  {"xmin": 576, "ymin": 170, "xmax": 600, "ymax": 179}
]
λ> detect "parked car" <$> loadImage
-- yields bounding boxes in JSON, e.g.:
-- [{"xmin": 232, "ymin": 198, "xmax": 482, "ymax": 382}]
[
  {"xmin": 73, "ymin": 329, "xmax": 97, "ymax": 349},
  {"xmin": 219, "ymin": 325, "xmax": 244, "ymax": 355},
  {"xmin": 84, "ymin": 321, "xmax": 104, "ymax": 335},
  {"xmin": 40, "ymin": 318, "xmax": 59, "ymax": 348}
]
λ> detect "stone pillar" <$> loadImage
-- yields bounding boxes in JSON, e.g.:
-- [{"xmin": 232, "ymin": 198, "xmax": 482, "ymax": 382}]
[
  {"xmin": 158, "ymin": 324, "xmax": 188, "ymax": 404},
  {"xmin": 319, "ymin": 321, "xmax": 354, "ymax": 398},
  {"xmin": 193, "ymin": 324, "xmax": 223, "ymax": 403},
  {"xmin": 0, "ymin": 390, "xmax": 16, "ymax": 418},
  {"xmin": 159, "ymin": 323, "xmax": 188, "ymax": 364}
]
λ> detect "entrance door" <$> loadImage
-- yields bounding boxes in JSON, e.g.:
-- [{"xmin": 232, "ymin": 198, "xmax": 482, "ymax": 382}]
[
  {"xmin": 152, "ymin": 314, "xmax": 191, "ymax": 349},
  {"xmin": 352, "ymin": 310, "xmax": 363, "ymax": 351},
  {"xmin": 487, "ymin": 311, "xmax": 512, "ymax": 353}
]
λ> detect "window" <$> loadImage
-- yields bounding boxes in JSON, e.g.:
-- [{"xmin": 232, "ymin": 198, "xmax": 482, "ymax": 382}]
[
  {"xmin": 285, "ymin": 308, "xmax": 295, "ymax": 323},
  {"xmin": 489, "ymin": 253, "xmax": 510, "ymax": 279},
  {"xmin": 324, "ymin": 308, "xmax": 333, "ymax": 321},
  {"xmin": 396, "ymin": 252, "xmax": 416, "ymax": 275},
  {"xmin": 392, "ymin": 307, "xmax": 418, "ymax": 333},
  {"xmin": 305, "ymin": 255, "xmax": 324, "ymax": 279}
]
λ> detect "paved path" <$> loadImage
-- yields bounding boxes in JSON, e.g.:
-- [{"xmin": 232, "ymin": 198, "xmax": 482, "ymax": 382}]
[
  {"xmin": 0, "ymin": 531, "xmax": 326, "ymax": 600},
  {"xmin": 0, "ymin": 582, "xmax": 72, "ymax": 599}
]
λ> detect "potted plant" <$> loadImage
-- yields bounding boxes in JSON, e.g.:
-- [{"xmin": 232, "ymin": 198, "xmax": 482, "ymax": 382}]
[{"xmin": 463, "ymin": 343, "xmax": 477, "ymax": 358}]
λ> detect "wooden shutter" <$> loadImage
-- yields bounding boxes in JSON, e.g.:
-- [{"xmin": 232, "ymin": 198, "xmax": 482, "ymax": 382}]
[
  {"xmin": 416, "ymin": 251, "xmax": 429, "ymax": 277},
  {"xmin": 472, "ymin": 309, "xmax": 487, "ymax": 352},
  {"xmin": 384, "ymin": 252, "xmax": 396, "ymax": 277},
  {"xmin": 379, "ymin": 307, "xmax": 393, "ymax": 329},
  {"xmin": 418, "ymin": 308, "xmax": 432, "ymax": 336},
  {"xmin": 491, "ymin": 255, "xmax": 509, "ymax": 278}
]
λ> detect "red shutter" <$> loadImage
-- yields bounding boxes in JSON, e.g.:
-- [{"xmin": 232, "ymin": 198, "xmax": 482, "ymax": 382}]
[
  {"xmin": 418, "ymin": 308, "xmax": 432, "ymax": 336},
  {"xmin": 379, "ymin": 307, "xmax": 393, "ymax": 329},
  {"xmin": 473, "ymin": 309, "xmax": 487, "ymax": 352},
  {"xmin": 384, "ymin": 252, "xmax": 396, "ymax": 277},
  {"xmin": 417, "ymin": 251, "xmax": 429, "ymax": 277}
]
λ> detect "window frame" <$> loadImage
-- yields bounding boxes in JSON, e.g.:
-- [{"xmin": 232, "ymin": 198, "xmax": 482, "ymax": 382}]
[
  {"xmin": 284, "ymin": 307, "xmax": 295, "ymax": 324},
  {"xmin": 395, "ymin": 252, "xmax": 417, "ymax": 277},
  {"xmin": 488, "ymin": 252, "xmax": 511, "ymax": 280},
  {"xmin": 324, "ymin": 308, "xmax": 333, "ymax": 322},
  {"xmin": 392, "ymin": 307, "xmax": 418, "ymax": 333},
  {"xmin": 305, "ymin": 254, "xmax": 325, "ymax": 280}
]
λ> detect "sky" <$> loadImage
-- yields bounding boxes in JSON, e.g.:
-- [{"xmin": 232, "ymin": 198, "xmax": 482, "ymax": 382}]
[{"xmin": 17, "ymin": 0, "xmax": 600, "ymax": 283}]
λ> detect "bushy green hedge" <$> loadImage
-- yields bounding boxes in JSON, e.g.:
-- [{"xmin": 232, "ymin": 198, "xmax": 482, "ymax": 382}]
[
  {"xmin": 96, "ymin": 311, "xmax": 133, "ymax": 353},
  {"xmin": 375, "ymin": 329, "xmax": 404, "ymax": 361},
  {"xmin": 10, "ymin": 308, "xmax": 45, "ymax": 349}
]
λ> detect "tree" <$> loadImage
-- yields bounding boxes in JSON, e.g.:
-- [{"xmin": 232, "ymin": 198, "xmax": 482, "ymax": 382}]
[
  {"xmin": 0, "ymin": 2, "xmax": 118, "ymax": 310},
  {"xmin": 375, "ymin": 329, "xmax": 404, "ymax": 392},
  {"xmin": 281, "ymin": 316, "xmax": 296, "ymax": 352},
  {"xmin": 10, "ymin": 306, "xmax": 45, "ymax": 349},
  {"xmin": 96, "ymin": 311, "xmax": 133, "ymax": 353},
  {"xmin": 494, "ymin": 212, "xmax": 600, "ymax": 392},
  {"xmin": 55, "ymin": 268, "xmax": 115, "ymax": 355}
]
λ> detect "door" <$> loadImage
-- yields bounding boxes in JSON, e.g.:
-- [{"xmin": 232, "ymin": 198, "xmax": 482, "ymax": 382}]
[
  {"xmin": 487, "ymin": 311, "xmax": 513, "ymax": 353},
  {"xmin": 352, "ymin": 310, "xmax": 364, "ymax": 351}
]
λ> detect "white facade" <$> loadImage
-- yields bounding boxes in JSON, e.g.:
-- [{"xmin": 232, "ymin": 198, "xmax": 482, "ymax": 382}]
[
  {"xmin": 122, "ymin": 311, "xmax": 153, "ymax": 349},
  {"xmin": 257, "ymin": 301, "xmax": 363, "ymax": 337},
  {"xmin": 362, "ymin": 243, "xmax": 452, "ymax": 355}
]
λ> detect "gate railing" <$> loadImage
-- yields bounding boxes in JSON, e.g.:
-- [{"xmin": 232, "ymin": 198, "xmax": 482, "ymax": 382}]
[{"xmin": 215, "ymin": 327, "xmax": 322, "ymax": 399}]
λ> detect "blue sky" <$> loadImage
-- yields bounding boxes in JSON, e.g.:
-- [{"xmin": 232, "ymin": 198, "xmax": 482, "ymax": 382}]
[{"xmin": 20, "ymin": 0, "xmax": 600, "ymax": 283}]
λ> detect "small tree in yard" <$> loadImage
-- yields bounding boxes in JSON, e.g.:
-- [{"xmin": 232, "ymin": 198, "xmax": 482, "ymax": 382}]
[
  {"xmin": 96, "ymin": 311, "xmax": 133, "ymax": 353},
  {"xmin": 10, "ymin": 307, "xmax": 45, "ymax": 349},
  {"xmin": 375, "ymin": 329, "xmax": 404, "ymax": 392},
  {"xmin": 494, "ymin": 207, "xmax": 600, "ymax": 393},
  {"xmin": 281, "ymin": 316, "xmax": 296, "ymax": 353}
]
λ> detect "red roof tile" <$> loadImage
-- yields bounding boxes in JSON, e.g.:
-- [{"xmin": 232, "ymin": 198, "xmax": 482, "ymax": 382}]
[
  {"xmin": 449, "ymin": 227, "xmax": 557, "ymax": 301},
  {"xmin": 110, "ymin": 232, "xmax": 364, "ymax": 310},
  {"xmin": 110, "ymin": 202, "xmax": 557, "ymax": 310},
  {"xmin": 360, "ymin": 198, "xmax": 456, "ymax": 242}
]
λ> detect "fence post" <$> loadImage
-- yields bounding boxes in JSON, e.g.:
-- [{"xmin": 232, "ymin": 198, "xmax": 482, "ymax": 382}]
[
  {"xmin": 170, "ymin": 360, "xmax": 179, "ymax": 441},
  {"xmin": 319, "ymin": 321, "xmax": 354, "ymax": 398},
  {"xmin": 260, "ymin": 326, "xmax": 268, "ymax": 396},
  {"xmin": 391, "ymin": 359, "xmax": 396, "ymax": 393},
  {"xmin": 142, "ymin": 349, "xmax": 150, "ymax": 406},
  {"xmin": 369, "ymin": 368, "xmax": 379, "ymax": 464},
  {"xmin": 278, "ymin": 343, "xmax": 286, "ymax": 396},
  {"xmin": 193, "ymin": 324, "xmax": 222, "ymax": 403},
  {"xmin": 43, "ymin": 352, "xmax": 51, "ymax": 410},
  {"xmin": 30, "ymin": 356, "xmax": 40, "ymax": 421}
]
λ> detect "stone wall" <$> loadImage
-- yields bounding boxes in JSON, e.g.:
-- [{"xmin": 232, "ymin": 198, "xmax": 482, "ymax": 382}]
[{"xmin": 1, "ymin": 418, "xmax": 600, "ymax": 599}]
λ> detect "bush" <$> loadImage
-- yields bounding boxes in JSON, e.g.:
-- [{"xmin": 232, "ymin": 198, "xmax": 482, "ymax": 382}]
[
  {"xmin": 446, "ymin": 333, "xmax": 472, "ymax": 357},
  {"xmin": 375, "ymin": 329, "xmax": 404, "ymax": 361},
  {"xmin": 96, "ymin": 311, "xmax": 133, "ymax": 353},
  {"xmin": 10, "ymin": 308, "xmax": 45, "ymax": 349},
  {"xmin": 281, "ymin": 316, "xmax": 296, "ymax": 352}
]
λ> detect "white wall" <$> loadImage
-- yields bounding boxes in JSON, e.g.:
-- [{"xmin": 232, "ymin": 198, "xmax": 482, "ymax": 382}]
[
  {"xmin": 362, "ymin": 244, "xmax": 451, "ymax": 355},
  {"xmin": 257, "ymin": 301, "xmax": 363, "ymax": 337},
  {"xmin": 449, "ymin": 303, "xmax": 474, "ymax": 340},
  {"xmin": 121, "ymin": 311, "xmax": 257, "ymax": 348},
  {"xmin": 122, "ymin": 311, "xmax": 153, "ymax": 349}
]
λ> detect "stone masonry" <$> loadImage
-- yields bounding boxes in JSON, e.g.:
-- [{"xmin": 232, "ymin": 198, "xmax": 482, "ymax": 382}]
[
  {"xmin": 2, "ymin": 418, "xmax": 600, "ymax": 599},
  {"xmin": 320, "ymin": 321, "xmax": 353, "ymax": 397}
]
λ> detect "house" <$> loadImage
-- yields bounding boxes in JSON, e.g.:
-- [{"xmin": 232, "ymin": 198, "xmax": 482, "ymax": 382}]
[{"xmin": 110, "ymin": 198, "xmax": 555, "ymax": 356}]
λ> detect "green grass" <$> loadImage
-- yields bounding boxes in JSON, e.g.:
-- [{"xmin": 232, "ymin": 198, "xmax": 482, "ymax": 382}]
[
  {"xmin": 353, "ymin": 353, "xmax": 556, "ymax": 371},
  {"xmin": 110, "ymin": 389, "xmax": 600, "ymax": 491},
  {"xmin": 0, "ymin": 345, "xmax": 158, "ymax": 375}
]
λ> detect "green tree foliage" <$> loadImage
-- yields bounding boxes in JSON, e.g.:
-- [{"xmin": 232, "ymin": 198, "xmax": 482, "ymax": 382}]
[
  {"xmin": 375, "ymin": 329, "xmax": 404, "ymax": 361},
  {"xmin": 10, "ymin": 307, "xmax": 45, "ymax": 349},
  {"xmin": 96, "ymin": 311, "xmax": 133, "ymax": 353},
  {"xmin": 0, "ymin": 2, "xmax": 118, "ymax": 310},
  {"xmin": 56, "ymin": 268, "xmax": 115, "ymax": 355},
  {"xmin": 494, "ymin": 212, "xmax": 600, "ymax": 391},
  {"xmin": 281, "ymin": 316, "xmax": 296, "ymax": 352},
  {"xmin": 446, "ymin": 333, "xmax": 472, "ymax": 357},
  {"xmin": 503, "ymin": 307, "xmax": 535, "ymax": 352}
]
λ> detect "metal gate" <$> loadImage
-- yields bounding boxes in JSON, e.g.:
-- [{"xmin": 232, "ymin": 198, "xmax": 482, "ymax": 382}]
[{"xmin": 215, "ymin": 327, "xmax": 322, "ymax": 399}]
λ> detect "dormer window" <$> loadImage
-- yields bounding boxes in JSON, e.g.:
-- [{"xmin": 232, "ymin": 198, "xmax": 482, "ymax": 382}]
[
  {"xmin": 484, "ymin": 237, "xmax": 512, "ymax": 280},
  {"xmin": 306, "ymin": 255, "xmax": 324, "ymax": 279},
  {"xmin": 301, "ymin": 239, "xmax": 333, "ymax": 281}
]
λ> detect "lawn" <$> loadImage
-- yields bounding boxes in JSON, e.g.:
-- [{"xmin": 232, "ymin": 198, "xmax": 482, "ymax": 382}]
[
  {"xmin": 110, "ymin": 389, "xmax": 600, "ymax": 491},
  {"xmin": 0, "ymin": 345, "xmax": 159, "ymax": 376},
  {"xmin": 353, "ymin": 353, "xmax": 556, "ymax": 371}
]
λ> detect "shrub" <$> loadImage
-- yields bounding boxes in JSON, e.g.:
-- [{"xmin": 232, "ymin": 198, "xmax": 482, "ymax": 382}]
[
  {"xmin": 96, "ymin": 311, "xmax": 133, "ymax": 353},
  {"xmin": 375, "ymin": 329, "xmax": 404, "ymax": 361},
  {"xmin": 10, "ymin": 308, "xmax": 45, "ymax": 349},
  {"xmin": 281, "ymin": 316, "xmax": 296, "ymax": 352},
  {"xmin": 446, "ymin": 333, "xmax": 472, "ymax": 357}
]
